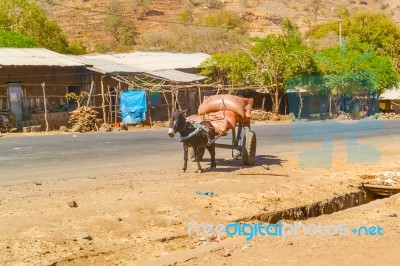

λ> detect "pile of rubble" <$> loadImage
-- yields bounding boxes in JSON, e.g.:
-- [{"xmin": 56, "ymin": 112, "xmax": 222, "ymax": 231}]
[
  {"xmin": 251, "ymin": 110, "xmax": 272, "ymax": 121},
  {"xmin": 68, "ymin": 106, "xmax": 100, "ymax": 133},
  {"xmin": 379, "ymin": 112, "xmax": 400, "ymax": 120},
  {"xmin": 0, "ymin": 112, "xmax": 16, "ymax": 133},
  {"xmin": 251, "ymin": 109, "xmax": 291, "ymax": 121},
  {"xmin": 335, "ymin": 113, "xmax": 353, "ymax": 121},
  {"xmin": 361, "ymin": 171, "xmax": 399, "ymax": 186}
]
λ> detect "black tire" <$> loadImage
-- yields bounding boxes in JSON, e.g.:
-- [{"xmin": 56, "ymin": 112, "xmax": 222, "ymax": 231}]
[
  {"xmin": 190, "ymin": 147, "xmax": 205, "ymax": 162},
  {"xmin": 242, "ymin": 131, "xmax": 256, "ymax": 166}
]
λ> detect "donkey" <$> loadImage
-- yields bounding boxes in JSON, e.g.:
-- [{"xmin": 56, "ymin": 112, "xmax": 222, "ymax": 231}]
[{"xmin": 168, "ymin": 109, "xmax": 216, "ymax": 173}]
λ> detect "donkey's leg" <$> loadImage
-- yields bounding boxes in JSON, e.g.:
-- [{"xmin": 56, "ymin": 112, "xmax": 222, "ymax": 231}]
[
  {"xmin": 194, "ymin": 146, "xmax": 202, "ymax": 173},
  {"xmin": 182, "ymin": 143, "xmax": 188, "ymax": 173},
  {"xmin": 207, "ymin": 144, "xmax": 216, "ymax": 169}
]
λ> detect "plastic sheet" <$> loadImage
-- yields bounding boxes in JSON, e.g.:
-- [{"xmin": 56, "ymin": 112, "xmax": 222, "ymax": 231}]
[{"xmin": 120, "ymin": 90, "xmax": 147, "ymax": 125}]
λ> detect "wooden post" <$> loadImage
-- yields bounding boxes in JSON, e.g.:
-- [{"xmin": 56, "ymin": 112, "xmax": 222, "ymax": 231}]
[
  {"xmin": 115, "ymin": 82, "xmax": 120, "ymax": 125},
  {"xmin": 107, "ymin": 85, "xmax": 112, "ymax": 124},
  {"xmin": 41, "ymin": 82, "xmax": 49, "ymax": 132},
  {"xmin": 163, "ymin": 91, "xmax": 171, "ymax": 119},
  {"xmin": 198, "ymin": 86, "xmax": 202, "ymax": 106},
  {"xmin": 86, "ymin": 80, "xmax": 94, "ymax": 107},
  {"xmin": 101, "ymin": 76, "xmax": 106, "ymax": 124},
  {"xmin": 65, "ymin": 86, "xmax": 69, "ymax": 110},
  {"xmin": 146, "ymin": 90, "xmax": 153, "ymax": 127},
  {"xmin": 175, "ymin": 89, "xmax": 182, "ymax": 110},
  {"xmin": 171, "ymin": 90, "xmax": 175, "ymax": 109},
  {"xmin": 23, "ymin": 88, "xmax": 27, "ymax": 114}
]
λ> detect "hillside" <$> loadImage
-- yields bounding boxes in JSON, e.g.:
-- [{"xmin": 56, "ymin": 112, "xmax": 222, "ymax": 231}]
[{"xmin": 40, "ymin": 0, "xmax": 400, "ymax": 53}]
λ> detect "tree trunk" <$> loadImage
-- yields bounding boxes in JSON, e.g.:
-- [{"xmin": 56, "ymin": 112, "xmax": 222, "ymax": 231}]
[
  {"xmin": 261, "ymin": 95, "xmax": 266, "ymax": 111},
  {"xmin": 274, "ymin": 91, "xmax": 280, "ymax": 114},
  {"xmin": 298, "ymin": 90, "xmax": 303, "ymax": 119}
]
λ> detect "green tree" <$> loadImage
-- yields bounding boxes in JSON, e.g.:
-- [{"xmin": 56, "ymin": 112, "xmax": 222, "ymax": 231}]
[
  {"xmin": 247, "ymin": 20, "xmax": 318, "ymax": 113},
  {"xmin": 309, "ymin": 12, "xmax": 400, "ymax": 73},
  {"xmin": 106, "ymin": 0, "xmax": 136, "ymax": 48},
  {"xmin": 202, "ymin": 11, "xmax": 244, "ymax": 31},
  {"xmin": 315, "ymin": 41, "xmax": 399, "ymax": 115},
  {"xmin": 0, "ymin": 0, "xmax": 71, "ymax": 53},
  {"xmin": 0, "ymin": 0, "xmax": 86, "ymax": 54},
  {"xmin": 199, "ymin": 52, "xmax": 255, "ymax": 85},
  {"xmin": 200, "ymin": 20, "xmax": 318, "ymax": 114},
  {"xmin": 0, "ymin": 30, "xmax": 37, "ymax": 47},
  {"xmin": 178, "ymin": 9, "xmax": 194, "ymax": 26}
]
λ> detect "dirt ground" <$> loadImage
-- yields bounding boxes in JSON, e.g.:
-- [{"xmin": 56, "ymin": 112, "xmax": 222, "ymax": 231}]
[{"xmin": 1, "ymin": 129, "xmax": 400, "ymax": 265}]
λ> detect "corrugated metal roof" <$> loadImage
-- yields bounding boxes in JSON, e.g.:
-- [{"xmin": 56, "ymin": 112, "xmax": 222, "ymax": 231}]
[
  {"xmin": 147, "ymin": 70, "xmax": 206, "ymax": 82},
  {"xmin": 0, "ymin": 48, "xmax": 89, "ymax": 67},
  {"xmin": 75, "ymin": 51, "xmax": 210, "ymax": 75},
  {"xmin": 380, "ymin": 88, "xmax": 400, "ymax": 100}
]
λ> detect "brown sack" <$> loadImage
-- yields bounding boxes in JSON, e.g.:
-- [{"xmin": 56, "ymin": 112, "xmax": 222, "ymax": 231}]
[
  {"xmin": 187, "ymin": 111, "xmax": 238, "ymax": 135},
  {"xmin": 205, "ymin": 111, "xmax": 238, "ymax": 135},
  {"xmin": 198, "ymin": 94, "xmax": 253, "ymax": 118}
]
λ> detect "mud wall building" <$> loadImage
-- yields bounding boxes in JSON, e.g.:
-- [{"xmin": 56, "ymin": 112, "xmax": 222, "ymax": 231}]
[{"xmin": 0, "ymin": 48, "xmax": 91, "ymax": 130}]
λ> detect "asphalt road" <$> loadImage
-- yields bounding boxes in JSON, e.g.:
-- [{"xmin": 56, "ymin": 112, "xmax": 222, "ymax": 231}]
[{"xmin": 0, "ymin": 120, "xmax": 398, "ymax": 185}]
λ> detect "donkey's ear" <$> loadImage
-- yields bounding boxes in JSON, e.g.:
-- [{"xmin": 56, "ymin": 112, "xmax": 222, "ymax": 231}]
[{"xmin": 180, "ymin": 109, "xmax": 188, "ymax": 114}]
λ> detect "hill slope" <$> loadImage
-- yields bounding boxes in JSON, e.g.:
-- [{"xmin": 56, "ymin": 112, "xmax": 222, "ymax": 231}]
[{"xmin": 41, "ymin": 0, "xmax": 400, "ymax": 53}]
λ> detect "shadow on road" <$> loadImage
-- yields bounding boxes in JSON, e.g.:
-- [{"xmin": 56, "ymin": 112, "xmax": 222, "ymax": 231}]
[{"xmin": 199, "ymin": 154, "xmax": 286, "ymax": 173}]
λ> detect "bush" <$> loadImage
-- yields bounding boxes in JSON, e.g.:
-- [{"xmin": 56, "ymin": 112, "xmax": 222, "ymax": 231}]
[
  {"xmin": 0, "ymin": 31, "xmax": 37, "ymax": 47},
  {"xmin": 139, "ymin": 25, "xmax": 249, "ymax": 54},
  {"xmin": 202, "ymin": 11, "xmax": 245, "ymax": 31}
]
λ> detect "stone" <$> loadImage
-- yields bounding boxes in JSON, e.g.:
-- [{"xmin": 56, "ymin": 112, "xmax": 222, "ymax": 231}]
[
  {"xmin": 98, "ymin": 123, "xmax": 111, "ymax": 132},
  {"xmin": 72, "ymin": 124, "xmax": 81, "ymax": 132},
  {"xmin": 81, "ymin": 233, "xmax": 92, "ymax": 241},
  {"xmin": 67, "ymin": 201, "xmax": 78, "ymax": 208},
  {"xmin": 258, "ymin": 205, "xmax": 267, "ymax": 211},
  {"xmin": 271, "ymin": 115, "xmax": 280, "ymax": 121},
  {"xmin": 59, "ymin": 126, "xmax": 68, "ymax": 132}
]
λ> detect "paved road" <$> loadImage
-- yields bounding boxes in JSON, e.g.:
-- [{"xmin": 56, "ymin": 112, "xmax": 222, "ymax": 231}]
[{"xmin": 0, "ymin": 120, "xmax": 398, "ymax": 185}]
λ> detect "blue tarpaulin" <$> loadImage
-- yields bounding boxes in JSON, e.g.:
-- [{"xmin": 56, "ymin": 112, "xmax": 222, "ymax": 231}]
[{"xmin": 120, "ymin": 90, "xmax": 147, "ymax": 124}]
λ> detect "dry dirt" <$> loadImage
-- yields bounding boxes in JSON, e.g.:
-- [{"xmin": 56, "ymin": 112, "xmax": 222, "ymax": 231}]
[{"xmin": 1, "ymin": 130, "xmax": 400, "ymax": 265}]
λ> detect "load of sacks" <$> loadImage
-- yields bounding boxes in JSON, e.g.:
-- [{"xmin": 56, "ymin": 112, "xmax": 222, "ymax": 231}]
[{"xmin": 187, "ymin": 94, "xmax": 253, "ymax": 136}]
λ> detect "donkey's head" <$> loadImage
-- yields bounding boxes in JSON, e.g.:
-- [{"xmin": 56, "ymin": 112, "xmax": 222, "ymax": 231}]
[{"xmin": 168, "ymin": 108, "xmax": 187, "ymax": 138}]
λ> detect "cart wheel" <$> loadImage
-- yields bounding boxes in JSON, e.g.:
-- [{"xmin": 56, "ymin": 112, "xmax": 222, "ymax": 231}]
[
  {"xmin": 190, "ymin": 147, "xmax": 205, "ymax": 162},
  {"xmin": 242, "ymin": 131, "xmax": 256, "ymax": 166}
]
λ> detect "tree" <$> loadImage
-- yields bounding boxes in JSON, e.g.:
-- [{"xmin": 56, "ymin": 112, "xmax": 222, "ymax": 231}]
[
  {"xmin": 202, "ymin": 11, "xmax": 245, "ymax": 31},
  {"xmin": 0, "ymin": 30, "xmax": 37, "ymax": 47},
  {"xmin": 315, "ymin": 41, "xmax": 399, "ymax": 115},
  {"xmin": 178, "ymin": 9, "xmax": 194, "ymax": 26},
  {"xmin": 247, "ymin": 20, "xmax": 318, "ymax": 113},
  {"xmin": 106, "ymin": 0, "xmax": 136, "ymax": 48},
  {"xmin": 310, "ymin": 0, "xmax": 323, "ymax": 20},
  {"xmin": 199, "ymin": 52, "xmax": 255, "ymax": 85},
  {"xmin": 309, "ymin": 12, "xmax": 400, "ymax": 73},
  {"xmin": 0, "ymin": 0, "xmax": 86, "ymax": 54},
  {"xmin": 131, "ymin": 0, "xmax": 153, "ymax": 19},
  {"xmin": 200, "ymin": 20, "xmax": 318, "ymax": 114}
]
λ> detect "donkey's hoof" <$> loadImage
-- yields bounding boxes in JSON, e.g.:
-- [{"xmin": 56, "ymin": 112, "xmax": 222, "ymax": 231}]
[
  {"xmin": 181, "ymin": 169, "xmax": 186, "ymax": 173},
  {"xmin": 197, "ymin": 169, "xmax": 203, "ymax": 174}
]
